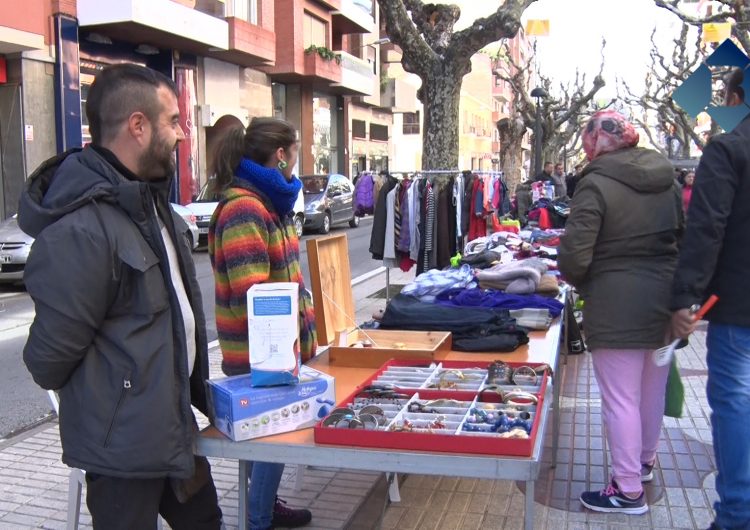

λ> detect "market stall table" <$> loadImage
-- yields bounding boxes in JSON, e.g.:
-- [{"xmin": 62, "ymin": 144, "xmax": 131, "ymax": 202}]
[{"xmin": 195, "ymin": 303, "xmax": 569, "ymax": 530}]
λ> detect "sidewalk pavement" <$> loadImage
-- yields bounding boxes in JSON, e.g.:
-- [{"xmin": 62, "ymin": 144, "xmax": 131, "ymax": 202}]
[{"xmin": 0, "ymin": 267, "xmax": 719, "ymax": 530}]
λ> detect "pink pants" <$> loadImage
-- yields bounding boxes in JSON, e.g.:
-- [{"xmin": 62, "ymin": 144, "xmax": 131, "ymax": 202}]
[{"xmin": 591, "ymin": 349, "xmax": 670, "ymax": 493}]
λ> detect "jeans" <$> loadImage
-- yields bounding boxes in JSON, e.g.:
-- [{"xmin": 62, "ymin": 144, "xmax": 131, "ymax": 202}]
[
  {"xmin": 591, "ymin": 349, "xmax": 670, "ymax": 493},
  {"xmin": 247, "ymin": 461, "xmax": 285, "ymax": 530},
  {"xmin": 706, "ymin": 324, "xmax": 750, "ymax": 530}
]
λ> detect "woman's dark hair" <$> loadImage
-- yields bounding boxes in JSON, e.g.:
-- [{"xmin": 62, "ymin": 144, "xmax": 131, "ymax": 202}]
[{"xmin": 213, "ymin": 117, "xmax": 297, "ymax": 190}]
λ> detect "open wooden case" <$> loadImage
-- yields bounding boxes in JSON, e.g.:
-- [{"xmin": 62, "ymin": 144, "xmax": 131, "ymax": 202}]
[{"xmin": 306, "ymin": 234, "xmax": 452, "ymax": 368}]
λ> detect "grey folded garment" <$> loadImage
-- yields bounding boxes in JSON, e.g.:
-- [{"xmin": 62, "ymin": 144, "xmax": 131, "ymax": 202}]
[
  {"xmin": 510, "ymin": 308, "xmax": 553, "ymax": 330},
  {"xmin": 476, "ymin": 258, "xmax": 548, "ymax": 294}
]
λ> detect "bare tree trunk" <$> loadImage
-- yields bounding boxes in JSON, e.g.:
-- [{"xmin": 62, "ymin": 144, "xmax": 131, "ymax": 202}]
[
  {"xmin": 502, "ymin": 147, "xmax": 523, "ymax": 194},
  {"xmin": 420, "ymin": 71, "xmax": 462, "ymax": 170}
]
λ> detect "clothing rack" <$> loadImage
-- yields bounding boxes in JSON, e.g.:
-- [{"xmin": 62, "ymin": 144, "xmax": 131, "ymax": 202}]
[{"xmin": 373, "ymin": 169, "xmax": 462, "ymax": 303}]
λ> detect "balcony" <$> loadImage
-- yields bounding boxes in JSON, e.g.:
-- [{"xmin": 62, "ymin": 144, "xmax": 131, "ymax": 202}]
[
  {"xmin": 77, "ymin": 0, "xmax": 229, "ymax": 53},
  {"xmin": 0, "ymin": 0, "xmax": 46, "ymax": 53},
  {"xmin": 332, "ymin": 0, "xmax": 375, "ymax": 34},
  {"xmin": 331, "ymin": 51, "xmax": 375, "ymax": 96},
  {"xmin": 303, "ymin": 51, "xmax": 342, "ymax": 83},
  {"xmin": 209, "ymin": 17, "xmax": 275, "ymax": 66}
]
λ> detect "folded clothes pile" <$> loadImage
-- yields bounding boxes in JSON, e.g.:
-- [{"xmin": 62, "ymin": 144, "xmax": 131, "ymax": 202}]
[
  {"xmin": 401, "ymin": 263, "xmax": 476, "ymax": 302},
  {"xmin": 475, "ymin": 258, "xmax": 548, "ymax": 294},
  {"xmin": 434, "ymin": 288, "xmax": 564, "ymax": 317}
]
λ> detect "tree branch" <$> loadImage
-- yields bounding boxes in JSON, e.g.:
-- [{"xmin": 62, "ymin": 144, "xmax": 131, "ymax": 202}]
[
  {"xmin": 378, "ymin": 0, "xmax": 437, "ymax": 76},
  {"xmin": 450, "ymin": 0, "xmax": 537, "ymax": 60}
]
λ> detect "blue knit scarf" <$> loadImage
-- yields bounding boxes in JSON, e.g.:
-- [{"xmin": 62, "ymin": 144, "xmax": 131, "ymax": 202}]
[{"xmin": 235, "ymin": 158, "xmax": 302, "ymax": 217}]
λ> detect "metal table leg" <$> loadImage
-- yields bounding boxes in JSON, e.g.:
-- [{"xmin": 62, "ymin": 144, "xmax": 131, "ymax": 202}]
[
  {"xmin": 238, "ymin": 460, "xmax": 249, "ymax": 530},
  {"xmin": 524, "ymin": 480, "xmax": 535, "ymax": 530}
]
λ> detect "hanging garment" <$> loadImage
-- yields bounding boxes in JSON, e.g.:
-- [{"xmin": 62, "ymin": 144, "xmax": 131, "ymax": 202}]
[
  {"xmin": 436, "ymin": 178, "xmax": 457, "ymax": 269},
  {"xmin": 408, "ymin": 178, "xmax": 421, "ymax": 262},
  {"xmin": 468, "ymin": 177, "xmax": 486, "ymax": 242},
  {"xmin": 428, "ymin": 183, "xmax": 439, "ymax": 270},
  {"xmin": 397, "ymin": 180, "xmax": 411, "ymax": 254},
  {"xmin": 421, "ymin": 182, "xmax": 436, "ymax": 273},
  {"xmin": 383, "ymin": 187, "xmax": 398, "ymax": 268},
  {"xmin": 369, "ymin": 174, "xmax": 398, "ymax": 259},
  {"xmin": 461, "ymin": 172, "xmax": 474, "ymax": 237},
  {"xmin": 353, "ymin": 171, "xmax": 375, "ymax": 216},
  {"xmin": 453, "ymin": 173, "xmax": 464, "ymax": 240},
  {"xmin": 393, "ymin": 182, "xmax": 403, "ymax": 251}
]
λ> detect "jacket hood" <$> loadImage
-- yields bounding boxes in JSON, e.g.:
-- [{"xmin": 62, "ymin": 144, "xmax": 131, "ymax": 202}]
[
  {"xmin": 583, "ymin": 147, "xmax": 674, "ymax": 194},
  {"xmin": 18, "ymin": 147, "xmax": 137, "ymax": 238}
]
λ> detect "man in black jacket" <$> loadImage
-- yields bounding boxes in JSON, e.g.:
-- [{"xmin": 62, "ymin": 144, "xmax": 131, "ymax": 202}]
[
  {"xmin": 19, "ymin": 64, "xmax": 222, "ymax": 529},
  {"xmin": 671, "ymin": 68, "xmax": 750, "ymax": 530}
]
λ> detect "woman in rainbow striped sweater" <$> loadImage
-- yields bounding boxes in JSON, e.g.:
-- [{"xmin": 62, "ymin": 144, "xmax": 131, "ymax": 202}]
[{"xmin": 209, "ymin": 117, "xmax": 316, "ymax": 530}]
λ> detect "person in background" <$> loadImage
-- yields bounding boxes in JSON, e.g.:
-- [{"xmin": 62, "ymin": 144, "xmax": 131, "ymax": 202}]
[
  {"xmin": 671, "ymin": 67, "xmax": 750, "ymax": 530},
  {"xmin": 566, "ymin": 163, "xmax": 583, "ymax": 198},
  {"xmin": 19, "ymin": 64, "xmax": 223, "ymax": 529},
  {"xmin": 559, "ymin": 110, "xmax": 683, "ymax": 515},
  {"xmin": 534, "ymin": 161, "xmax": 554, "ymax": 183},
  {"xmin": 552, "ymin": 162, "xmax": 567, "ymax": 197},
  {"xmin": 208, "ymin": 117, "xmax": 316, "ymax": 530},
  {"xmin": 681, "ymin": 170, "xmax": 695, "ymax": 216}
]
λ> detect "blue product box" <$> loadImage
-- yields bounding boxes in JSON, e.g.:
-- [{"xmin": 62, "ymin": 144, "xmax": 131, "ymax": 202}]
[{"xmin": 207, "ymin": 365, "xmax": 336, "ymax": 441}]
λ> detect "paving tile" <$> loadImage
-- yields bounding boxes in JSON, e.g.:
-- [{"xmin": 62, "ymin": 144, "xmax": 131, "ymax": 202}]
[
  {"xmin": 669, "ymin": 506, "xmax": 694, "ymax": 529},
  {"xmin": 458, "ymin": 512, "xmax": 484, "ymax": 530},
  {"xmin": 398, "ymin": 507, "xmax": 426, "ymax": 529},
  {"xmin": 666, "ymin": 487, "xmax": 687, "ymax": 507},
  {"xmin": 448, "ymin": 492, "xmax": 472, "ymax": 513},
  {"xmin": 438, "ymin": 511, "xmax": 463, "ymax": 530}
]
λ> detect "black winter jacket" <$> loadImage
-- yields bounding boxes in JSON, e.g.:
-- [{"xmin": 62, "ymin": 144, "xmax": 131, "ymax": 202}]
[
  {"xmin": 672, "ymin": 115, "xmax": 750, "ymax": 325},
  {"xmin": 18, "ymin": 147, "xmax": 210, "ymax": 480}
]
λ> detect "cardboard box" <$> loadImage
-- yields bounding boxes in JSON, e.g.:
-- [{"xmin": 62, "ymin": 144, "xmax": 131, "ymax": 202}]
[
  {"xmin": 247, "ymin": 282, "xmax": 300, "ymax": 386},
  {"xmin": 306, "ymin": 234, "xmax": 452, "ymax": 368},
  {"xmin": 208, "ymin": 365, "xmax": 336, "ymax": 442}
]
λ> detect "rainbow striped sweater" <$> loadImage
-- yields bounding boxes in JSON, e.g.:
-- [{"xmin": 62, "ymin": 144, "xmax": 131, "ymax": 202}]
[{"xmin": 208, "ymin": 179, "xmax": 317, "ymax": 376}]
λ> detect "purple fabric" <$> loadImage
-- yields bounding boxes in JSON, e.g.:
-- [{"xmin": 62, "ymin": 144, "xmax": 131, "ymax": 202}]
[
  {"xmin": 435, "ymin": 288, "xmax": 564, "ymax": 317},
  {"xmin": 397, "ymin": 181, "xmax": 411, "ymax": 253},
  {"xmin": 354, "ymin": 172, "xmax": 375, "ymax": 216}
]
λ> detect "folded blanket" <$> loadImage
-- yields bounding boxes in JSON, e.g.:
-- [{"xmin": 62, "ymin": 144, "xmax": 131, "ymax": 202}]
[
  {"xmin": 536, "ymin": 274, "xmax": 560, "ymax": 296},
  {"xmin": 476, "ymin": 258, "xmax": 548, "ymax": 294}
]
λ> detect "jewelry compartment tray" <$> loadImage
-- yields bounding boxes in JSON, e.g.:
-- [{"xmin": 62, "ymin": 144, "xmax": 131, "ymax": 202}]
[{"xmin": 313, "ymin": 359, "xmax": 549, "ymax": 457}]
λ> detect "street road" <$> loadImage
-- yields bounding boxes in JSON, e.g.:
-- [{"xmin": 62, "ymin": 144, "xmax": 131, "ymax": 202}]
[{"xmin": 0, "ymin": 217, "xmax": 377, "ymax": 438}]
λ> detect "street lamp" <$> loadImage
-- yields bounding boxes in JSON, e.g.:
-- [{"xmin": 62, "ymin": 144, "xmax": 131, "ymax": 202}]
[{"xmin": 530, "ymin": 86, "xmax": 548, "ymax": 178}]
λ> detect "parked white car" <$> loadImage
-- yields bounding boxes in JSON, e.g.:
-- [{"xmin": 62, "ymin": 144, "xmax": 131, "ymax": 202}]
[
  {"xmin": 0, "ymin": 204, "xmax": 199, "ymax": 285},
  {"xmin": 186, "ymin": 180, "xmax": 306, "ymax": 245}
]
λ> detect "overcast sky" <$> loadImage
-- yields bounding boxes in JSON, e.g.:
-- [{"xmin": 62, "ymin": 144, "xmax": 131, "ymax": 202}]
[{"xmin": 434, "ymin": 0, "xmax": 688, "ymax": 98}]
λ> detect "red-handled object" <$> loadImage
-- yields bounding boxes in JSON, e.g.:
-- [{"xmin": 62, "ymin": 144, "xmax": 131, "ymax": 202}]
[{"xmin": 692, "ymin": 295, "xmax": 719, "ymax": 320}]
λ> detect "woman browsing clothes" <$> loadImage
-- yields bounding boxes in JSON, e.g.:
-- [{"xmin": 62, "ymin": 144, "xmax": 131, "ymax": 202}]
[
  {"xmin": 208, "ymin": 117, "xmax": 317, "ymax": 530},
  {"xmin": 558, "ymin": 110, "xmax": 683, "ymax": 515}
]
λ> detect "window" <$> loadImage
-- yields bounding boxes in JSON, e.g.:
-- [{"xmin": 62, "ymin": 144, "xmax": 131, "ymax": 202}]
[
  {"xmin": 304, "ymin": 12, "xmax": 327, "ymax": 48},
  {"xmin": 370, "ymin": 123, "xmax": 388, "ymax": 142},
  {"xmin": 228, "ymin": 0, "xmax": 258, "ymax": 24},
  {"xmin": 402, "ymin": 112, "xmax": 420, "ymax": 135},
  {"xmin": 352, "ymin": 119, "xmax": 366, "ymax": 139}
]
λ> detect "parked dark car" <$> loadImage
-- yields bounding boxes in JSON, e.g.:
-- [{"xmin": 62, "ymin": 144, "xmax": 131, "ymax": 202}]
[{"xmin": 301, "ymin": 174, "xmax": 359, "ymax": 234}]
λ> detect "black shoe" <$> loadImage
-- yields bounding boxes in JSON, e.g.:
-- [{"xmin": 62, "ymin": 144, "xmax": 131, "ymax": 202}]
[
  {"xmin": 580, "ymin": 480, "xmax": 648, "ymax": 514},
  {"xmin": 271, "ymin": 497, "xmax": 312, "ymax": 528}
]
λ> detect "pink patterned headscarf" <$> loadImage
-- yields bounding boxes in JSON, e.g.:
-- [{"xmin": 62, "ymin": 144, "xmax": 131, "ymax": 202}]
[{"xmin": 582, "ymin": 110, "xmax": 640, "ymax": 161}]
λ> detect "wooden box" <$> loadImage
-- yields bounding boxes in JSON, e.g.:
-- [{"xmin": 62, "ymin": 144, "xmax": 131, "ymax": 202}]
[{"xmin": 306, "ymin": 234, "xmax": 452, "ymax": 368}]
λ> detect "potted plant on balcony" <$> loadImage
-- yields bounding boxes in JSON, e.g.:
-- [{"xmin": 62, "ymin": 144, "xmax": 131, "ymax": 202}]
[{"xmin": 304, "ymin": 45, "xmax": 342, "ymax": 65}]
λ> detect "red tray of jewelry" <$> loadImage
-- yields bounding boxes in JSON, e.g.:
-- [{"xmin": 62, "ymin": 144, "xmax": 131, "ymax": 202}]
[{"xmin": 313, "ymin": 359, "xmax": 550, "ymax": 457}]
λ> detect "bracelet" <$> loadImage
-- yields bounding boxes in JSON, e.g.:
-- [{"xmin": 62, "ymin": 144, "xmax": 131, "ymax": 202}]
[{"xmin": 503, "ymin": 390, "xmax": 538, "ymax": 406}]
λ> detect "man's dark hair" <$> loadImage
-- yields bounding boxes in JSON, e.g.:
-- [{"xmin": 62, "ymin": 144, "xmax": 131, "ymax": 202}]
[
  {"xmin": 86, "ymin": 63, "xmax": 178, "ymax": 145},
  {"xmin": 544, "ymin": 161, "xmax": 553, "ymax": 166},
  {"xmin": 726, "ymin": 67, "xmax": 745, "ymax": 103},
  {"xmin": 574, "ymin": 164, "xmax": 582, "ymax": 170}
]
